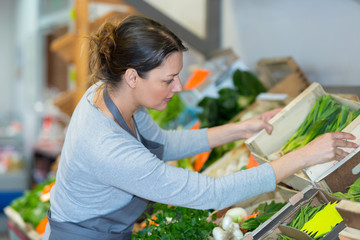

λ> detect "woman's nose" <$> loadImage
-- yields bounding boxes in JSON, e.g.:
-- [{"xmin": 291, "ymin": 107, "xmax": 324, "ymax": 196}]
[{"xmin": 172, "ymin": 77, "xmax": 182, "ymax": 92}]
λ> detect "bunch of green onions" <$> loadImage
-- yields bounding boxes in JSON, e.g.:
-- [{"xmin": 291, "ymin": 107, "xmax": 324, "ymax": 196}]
[{"xmin": 280, "ymin": 95, "xmax": 360, "ymax": 155}]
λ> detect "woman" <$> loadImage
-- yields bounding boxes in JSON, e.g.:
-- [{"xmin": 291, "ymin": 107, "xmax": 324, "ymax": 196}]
[{"xmin": 43, "ymin": 15, "xmax": 357, "ymax": 239}]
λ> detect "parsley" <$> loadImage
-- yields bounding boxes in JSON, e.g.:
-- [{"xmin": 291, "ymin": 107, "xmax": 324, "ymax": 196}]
[{"xmin": 132, "ymin": 203, "xmax": 216, "ymax": 239}]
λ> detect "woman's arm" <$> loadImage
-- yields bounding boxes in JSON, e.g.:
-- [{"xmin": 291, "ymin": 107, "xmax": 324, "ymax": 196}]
[
  {"xmin": 270, "ymin": 132, "xmax": 358, "ymax": 183},
  {"xmin": 208, "ymin": 108, "xmax": 281, "ymax": 148},
  {"xmin": 208, "ymin": 108, "xmax": 358, "ymax": 184}
]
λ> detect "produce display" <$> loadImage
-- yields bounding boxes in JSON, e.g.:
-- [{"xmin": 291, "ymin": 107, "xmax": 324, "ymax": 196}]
[
  {"xmin": 9, "ymin": 177, "xmax": 55, "ymax": 235},
  {"xmin": 197, "ymin": 69, "xmax": 266, "ymax": 171},
  {"xmin": 148, "ymin": 93, "xmax": 185, "ymax": 129},
  {"xmin": 211, "ymin": 201, "xmax": 286, "ymax": 240},
  {"xmin": 202, "ymin": 142, "xmax": 253, "ymax": 178},
  {"xmin": 197, "ymin": 69, "xmax": 266, "ymax": 128},
  {"xmin": 331, "ymin": 176, "xmax": 360, "ymax": 202},
  {"xmin": 278, "ymin": 200, "xmax": 343, "ymax": 239},
  {"xmin": 240, "ymin": 201, "xmax": 286, "ymax": 232},
  {"xmin": 278, "ymin": 95, "xmax": 360, "ymax": 156},
  {"xmin": 211, "ymin": 209, "xmax": 244, "ymax": 239},
  {"xmin": 132, "ymin": 203, "xmax": 216, "ymax": 239},
  {"xmin": 288, "ymin": 201, "xmax": 325, "ymax": 234},
  {"xmin": 5, "ymin": 67, "xmax": 359, "ymax": 240}
]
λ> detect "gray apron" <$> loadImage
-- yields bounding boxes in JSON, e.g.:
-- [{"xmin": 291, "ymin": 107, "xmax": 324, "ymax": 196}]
[{"xmin": 47, "ymin": 86, "xmax": 164, "ymax": 240}]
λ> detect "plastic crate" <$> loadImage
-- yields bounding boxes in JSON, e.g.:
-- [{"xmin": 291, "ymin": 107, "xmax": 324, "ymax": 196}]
[
  {"xmin": 0, "ymin": 192, "xmax": 23, "ymax": 214},
  {"xmin": 8, "ymin": 220, "xmax": 29, "ymax": 240}
]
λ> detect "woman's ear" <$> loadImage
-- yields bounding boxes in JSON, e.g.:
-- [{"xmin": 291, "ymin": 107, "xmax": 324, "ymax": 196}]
[{"xmin": 124, "ymin": 68, "xmax": 138, "ymax": 88}]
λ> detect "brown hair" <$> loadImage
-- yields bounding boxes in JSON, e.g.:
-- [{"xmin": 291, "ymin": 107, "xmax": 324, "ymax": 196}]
[{"xmin": 89, "ymin": 15, "xmax": 187, "ymax": 88}]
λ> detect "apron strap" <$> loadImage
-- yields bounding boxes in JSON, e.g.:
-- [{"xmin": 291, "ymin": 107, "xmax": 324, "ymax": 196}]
[
  {"xmin": 103, "ymin": 85, "xmax": 164, "ymax": 159},
  {"xmin": 103, "ymin": 86, "xmax": 136, "ymax": 138}
]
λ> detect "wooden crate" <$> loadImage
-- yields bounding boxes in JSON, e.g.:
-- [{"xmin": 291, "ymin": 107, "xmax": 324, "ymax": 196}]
[
  {"xmin": 249, "ymin": 186, "xmax": 347, "ymax": 240},
  {"xmin": 336, "ymin": 199, "xmax": 360, "ymax": 230},
  {"xmin": 4, "ymin": 207, "xmax": 41, "ymax": 240},
  {"xmin": 245, "ymin": 82, "xmax": 360, "ymax": 190}
]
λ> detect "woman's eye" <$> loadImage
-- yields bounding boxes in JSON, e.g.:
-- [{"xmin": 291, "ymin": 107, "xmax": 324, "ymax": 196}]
[{"xmin": 166, "ymin": 79, "xmax": 174, "ymax": 84}]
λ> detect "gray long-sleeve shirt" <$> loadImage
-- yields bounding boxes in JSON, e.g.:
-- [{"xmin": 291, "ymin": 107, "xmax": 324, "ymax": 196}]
[{"xmin": 49, "ymin": 82, "xmax": 276, "ymax": 223}]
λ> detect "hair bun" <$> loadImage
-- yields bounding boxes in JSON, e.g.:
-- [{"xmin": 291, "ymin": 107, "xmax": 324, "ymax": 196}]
[{"xmin": 96, "ymin": 22, "xmax": 117, "ymax": 58}]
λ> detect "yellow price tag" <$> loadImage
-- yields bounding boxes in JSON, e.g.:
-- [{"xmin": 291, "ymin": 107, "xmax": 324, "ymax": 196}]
[{"xmin": 301, "ymin": 202, "xmax": 343, "ymax": 238}]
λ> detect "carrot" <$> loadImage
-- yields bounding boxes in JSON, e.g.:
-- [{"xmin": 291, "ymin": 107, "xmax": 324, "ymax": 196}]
[
  {"xmin": 246, "ymin": 154, "xmax": 259, "ymax": 169},
  {"xmin": 194, "ymin": 152, "xmax": 211, "ymax": 172},
  {"xmin": 183, "ymin": 69, "xmax": 211, "ymax": 90},
  {"xmin": 42, "ymin": 182, "xmax": 55, "ymax": 195},
  {"xmin": 40, "ymin": 182, "xmax": 55, "ymax": 202},
  {"xmin": 140, "ymin": 216, "xmax": 158, "ymax": 228},
  {"xmin": 190, "ymin": 120, "xmax": 201, "ymax": 130},
  {"xmin": 190, "ymin": 119, "xmax": 211, "ymax": 172},
  {"xmin": 246, "ymin": 211, "xmax": 259, "ymax": 220},
  {"xmin": 36, "ymin": 218, "xmax": 49, "ymax": 235}
]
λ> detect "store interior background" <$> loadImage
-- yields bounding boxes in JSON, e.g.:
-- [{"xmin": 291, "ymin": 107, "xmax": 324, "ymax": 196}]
[{"xmin": 0, "ymin": 0, "xmax": 360, "ymax": 238}]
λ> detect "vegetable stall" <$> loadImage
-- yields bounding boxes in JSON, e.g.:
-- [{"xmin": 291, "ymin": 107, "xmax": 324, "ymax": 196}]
[{"xmin": 4, "ymin": 59, "xmax": 360, "ymax": 240}]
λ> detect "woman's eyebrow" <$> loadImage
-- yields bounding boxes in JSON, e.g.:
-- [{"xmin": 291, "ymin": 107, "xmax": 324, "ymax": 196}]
[{"xmin": 167, "ymin": 72, "xmax": 179, "ymax": 77}]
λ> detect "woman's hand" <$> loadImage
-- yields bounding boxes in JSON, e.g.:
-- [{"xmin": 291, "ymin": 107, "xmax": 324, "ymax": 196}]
[
  {"xmin": 297, "ymin": 132, "xmax": 358, "ymax": 167},
  {"xmin": 270, "ymin": 132, "xmax": 358, "ymax": 183},
  {"xmin": 207, "ymin": 108, "xmax": 281, "ymax": 149},
  {"xmin": 237, "ymin": 108, "xmax": 282, "ymax": 139}
]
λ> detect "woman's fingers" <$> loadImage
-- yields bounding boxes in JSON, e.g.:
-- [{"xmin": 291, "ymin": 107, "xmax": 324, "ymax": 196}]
[
  {"xmin": 263, "ymin": 122, "xmax": 273, "ymax": 135},
  {"xmin": 260, "ymin": 108, "xmax": 282, "ymax": 122},
  {"xmin": 334, "ymin": 138, "xmax": 358, "ymax": 148},
  {"xmin": 331, "ymin": 131, "xmax": 356, "ymax": 141},
  {"xmin": 334, "ymin": 148, "xmax": 349, "ymax": 161},
  {"xmin": 303, "ymin": 132, "xmax": 358, "ymax": 166}
]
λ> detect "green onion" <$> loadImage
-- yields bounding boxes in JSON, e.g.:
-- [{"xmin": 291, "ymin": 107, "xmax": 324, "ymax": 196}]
[{"xmin": 280, "ymin": 95, "xmax": 360, "ymax": 155}]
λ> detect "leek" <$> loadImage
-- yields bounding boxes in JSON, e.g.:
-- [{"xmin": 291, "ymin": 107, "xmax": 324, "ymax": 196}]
[{"xmin": 280, "ymin": 95, "xmax": 360, "ymax": 155}]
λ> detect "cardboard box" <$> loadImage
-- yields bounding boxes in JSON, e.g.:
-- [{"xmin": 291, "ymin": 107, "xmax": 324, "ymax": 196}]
[
  {"xmin": 319, "ymin": 151, "xmax": 360, "ymax": 194},
  {"xmin": 245, "ymin": 82, "xmax": 360, "ymax": 190},
  {"xmin": 256, "ymin": 57, "xmax": 307, "ymax": 90},
  {"xmin": 335, "ymin": 200, "xmax": 360, "ymax": 230},
  {"xmin": 338, "ymin": 227, "xmax": 360, "ymax": 240},
  {"xmin": 248, "ymin": 186, "xmax": 347, "ymax": 240}
]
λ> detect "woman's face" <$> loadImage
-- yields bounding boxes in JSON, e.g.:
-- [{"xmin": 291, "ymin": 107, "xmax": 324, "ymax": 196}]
[{"xmin": 136, "ymin": 51, "xmax": 183, "ymax": 111}]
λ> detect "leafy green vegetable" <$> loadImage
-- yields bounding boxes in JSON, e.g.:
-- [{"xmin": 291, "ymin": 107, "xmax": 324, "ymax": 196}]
[
  {"xmin": 10, "ymin": 177, "xmax": 55, "ymax": 228},
  {"xmin": 240, "ymin": 201, "xmax": 286, "ymax": 232},
  {"xmin": 281, "ymin": 95, "xmax": 360, "ymax": 154},
  {"xmin": 177, "ymin": 158, "xmax": 194, "ymax": 171},
  {"xmin": 232, "ymin": 69, "xmax": 266, "ymax": 96},
  {"xmin": 197, "ymin": 69, "xmax": 266, "ymax": 171},
  {"xmin": 148, "ymin": 93, "xmax": 185, "ymax": 129},
  {"xmin": 132, "ymin": 203, "xmax": 216, "ymax": 239},
  {"xmin": 197, "ymin": 69, "xmax": 265, "ymax": 129},
  {"xmin": 331, "ymin": 177, "xmax": 360, "ymax": 202}
]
